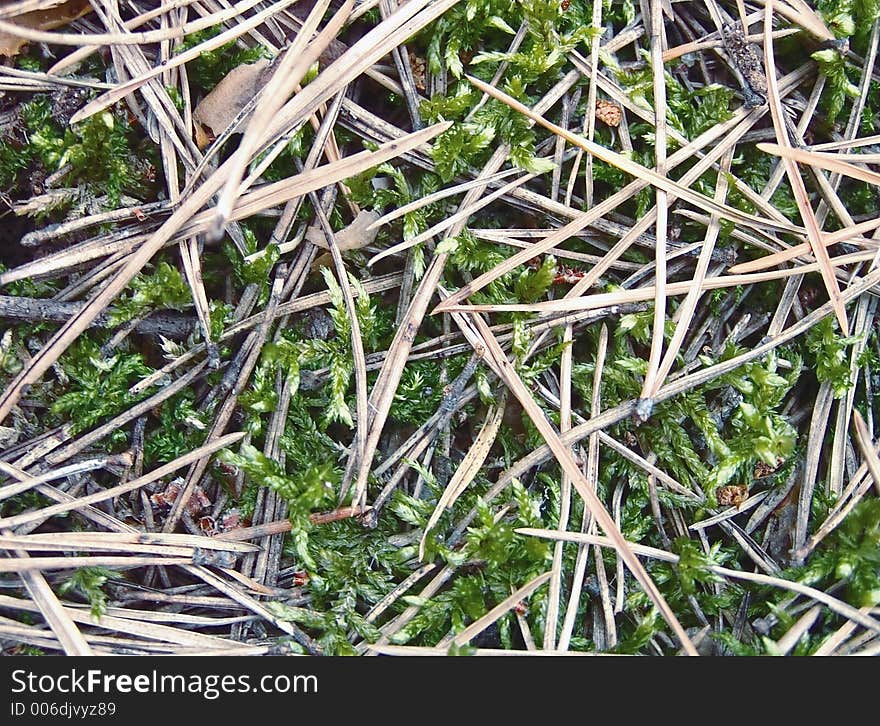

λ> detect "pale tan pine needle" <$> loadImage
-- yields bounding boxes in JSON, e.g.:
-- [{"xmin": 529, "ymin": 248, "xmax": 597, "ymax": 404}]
[
  {"xmin": 466, "ymin": 314, "xmax": 699, "ymax": 655},
  {"xmin": 761, "ymin": 1, "xmax": 849, "ymax": 334}
]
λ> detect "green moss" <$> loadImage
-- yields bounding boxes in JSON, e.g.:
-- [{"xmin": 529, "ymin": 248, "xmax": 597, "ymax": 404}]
[
  {"xmin": 109, "ymin": 261, "xmax": 193, "ymax": 325},
  {"xmin": 50, "ymin": 338, "xmax": 155, "ymax": 436},
  {"xmin": 178, "ymin": 30, "xmax": 270, "ymax": 93},
  {"xmin": 806, "ymin": 316, "xmax": 861, "ymax": 398},
  {"xmin": 2, "ymin": 0, "xmax": 877, "ymax": 658},
  {"xmin": 59, "ymin": 566, "xmax": 115, "ymax": 621}
]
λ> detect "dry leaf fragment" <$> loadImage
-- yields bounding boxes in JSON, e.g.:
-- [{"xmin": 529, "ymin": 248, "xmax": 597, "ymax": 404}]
[
  {"xmin": 192, "ymin": 58, "xmax": 271, "ymax": 149},
  {"xmin": 0, "ymin": 0, "xmax": 91, "ymax": 57},
  {"xmin": 151, "ymin": 480, "xmax": 211, "ymax": 515},
  {"xmin": 305, "ymin": 209, "xmax": 381, "ymax": 251},
  {"xmin": 595, "ymin": 98, "xmax": 622, "ymax": 127}
]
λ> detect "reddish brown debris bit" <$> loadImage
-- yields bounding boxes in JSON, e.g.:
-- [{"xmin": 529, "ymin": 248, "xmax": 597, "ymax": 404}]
[
  {"xmin": 753, "ymin": 460, "xmax": 779, "ymax": 479},
  {"xmin": 553, "ymin": 265, "xmax": 587, "ymax": 285},
  {"xmin": 595, "ymin": 99, "xmax": 622, "ymax": 127},
  {"xmin": 150, "ymin": 481, "xmax": 212, "ymax": 515},
  {"xmin": 219, "ymin": 509, "xmax": 243, "ymax": 532},
  {"xmin": 716, "ymin": 484, "xmax": 749, "ymax": 508},
  {"xmin": 408, "ymin": 50, "xmax": 427, "ymax": 93},
  {"xmin": 198, "ymin": 516, "xmax": 218, "ymax": 536}
]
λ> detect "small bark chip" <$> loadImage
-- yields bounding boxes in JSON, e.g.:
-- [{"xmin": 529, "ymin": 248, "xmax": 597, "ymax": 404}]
[{"xmin": 721, "ymin": 24, "xmax": 768, "ymax": 108}]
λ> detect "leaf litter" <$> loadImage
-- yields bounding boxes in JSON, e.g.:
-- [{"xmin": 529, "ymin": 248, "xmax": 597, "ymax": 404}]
[{"xmin": 0, "ymin": 0, "xmax": 879, "ymax": 657}]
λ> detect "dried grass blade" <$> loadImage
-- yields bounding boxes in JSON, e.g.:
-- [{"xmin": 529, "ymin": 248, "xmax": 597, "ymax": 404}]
[
  {"xmin": 0, "ymin": 593, "xmax": 246, "ymax": 648},
  {"xmin": 366, "ymin": 644, "xmax": 603, "ymax": 656},
  {"xmin": 317, "ymin": 220, "xmax": 370, "ymax": 507},
  {"xmin": 728, "ymin": 215, "xmax": 880, "ymax": 274},
  {"xmin": 0, "ymin": 432, "xmax": 244, "ymax": 530},
  {"xmin": 762, "ymin": 4, "xmax": 848, "ymax": 333},
  {"xmin": 650, "ymin": 149, "xmax": 733, "ymax": 396},
  {"xmin": 267, "ymin": 0, "xmax": 464, "ymax": 142},
  {"xmin": 810, "ymin": 134, "xmax": 880, "ymax": 151},
  {"xmin": 463, "ymin": 75, "xmax": 800, "ymax": 231},
  {"xmin": 515, "ymin": 528, "xmax": 880, "ymax": 634},
  {"xmin": 467, "ymin": 314, "xmax": 699, "ymax": 655},
  {"xmin": 2, "ymin": 522, "xmax": 93, "ymax": 655},
  {"xmin": 756, "ymin": 143, "xmax": 880, "ymax": 187},
  {"xmin": 0, "ymin": 457, "xmax": 118, "ymax": 502},
  {"xmin": 0, "ymin": 556, "xmax": 194, "ymax": 573},
  {"xmin": 433, "ymin": 84, "xmax": 799, "ymax": 314},
  {"xmin": 46, "ymin": 0, "xmax": 203, "ymax": 74},
  {"xmin": 418, "ymin": 393, "xmax": 507, "ymax": 561},
  {"xmin": 368, "ymin": 171, "xmax": 538, "ymax": 267},
  {"xmin": 365, "ymin": 168, "xmax": 520, "ymax": 230},
  {"xmin": 441, "ymin": 571, "xmax": 552, "ymax": 648},
  {"xmin": 813, "ymin": 605, "xmax": 873, "ymax": 655},
  {"xmin": 556, "ymin": 324, "xmax": 607, "ymax": 651},
  {"xmin": 437, "ymin": 249, "xmax": 879, "ymax": 314},
  {"xmin": 772, "ymin": 0, "xmax": 835, "ymax": 40},
  {"xmin": 852, "ymin": 409, "xmax": 880, "ymax": 495},
  {"xmin": 638, "ymin": 0, "xmax": 671, "ymax": 414},
  {"xmin": 2, "ymin": 0, "xmax": 273, "ymax": 47},
  {"xmin": 1, "ymin": 532, "xmax": 259, "ymax": 552},
  {"xmin": 0, "ymin": 123, "xmax": 449, "ymax": 426},
  {"xmin": 189, "ymin": 565, "xmax": 320, "ymax": 652},
  {"xmin": 774, "ymin": 605, "xmax": 821, "ymax": 655},
  {"xmin": 178, "ymin": 239, "xmax": 213, "ymax": 351},
  {"xmin": 213, "ymin": 0, "xmax": 351, "ymax": 233},
  {"xmin": 432, "ymin": 181, "xmax": 644, "ymax": 314},
  {"xmin": 69, "ymin": 0, "xmax": 301, "ymax": 124},
  {"xmin": 488, "ymin": 267, "xmax": 880, "ymax": 502},
  {"xmin": 203, "ymin": 122, "xmax": 451, "ymax": 221}
]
